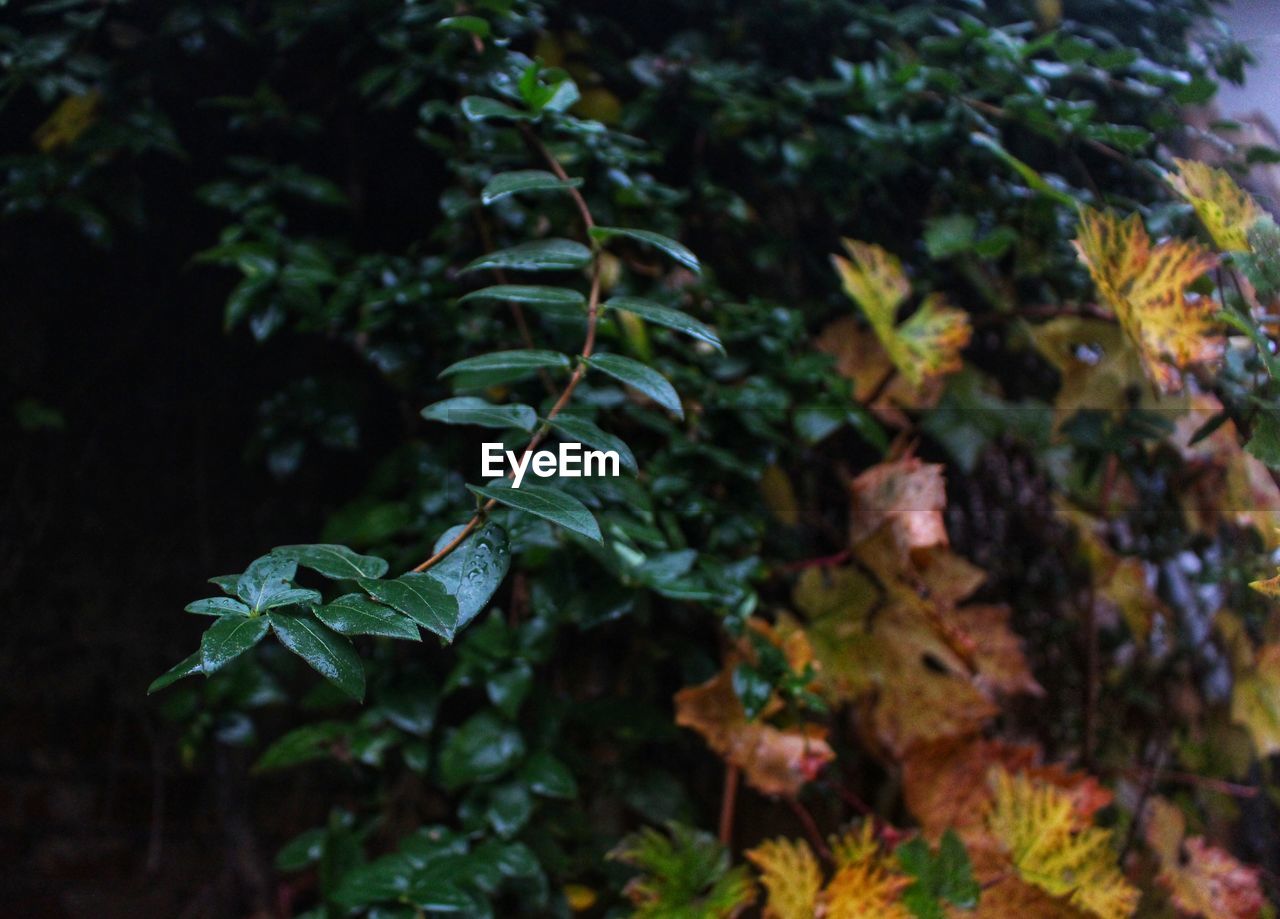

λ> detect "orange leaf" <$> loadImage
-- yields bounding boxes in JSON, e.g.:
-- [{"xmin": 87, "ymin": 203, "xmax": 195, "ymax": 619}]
[
  {"xmin": 1145, "ymin": 797, "xmax": 1264, "ymax": 919},
  {"xmin": 849, "ymin": 458, "xmax": 949, "ymax": 561},
  {"xmin": 674, "ymin": 663, "xmax": 834, "ymax": 798}
]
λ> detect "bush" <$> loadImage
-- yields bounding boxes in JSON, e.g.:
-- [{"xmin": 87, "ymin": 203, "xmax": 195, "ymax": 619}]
[{"xmin": 6, "ymin": 0, "xmax": 1280, "ymax": 914}]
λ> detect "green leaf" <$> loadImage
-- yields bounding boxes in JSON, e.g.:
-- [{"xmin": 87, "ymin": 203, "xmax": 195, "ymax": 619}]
[
  {"xmin": 260, "ymin": 587, "xmax": 323, "ymax": 611},
  {"xmin": 547, "ymin": 413, "xmax": 638, "ymax": 474},
  {"xmin": 185, "ymin": 597, "xmax": 251, "ymax": 617},
  {"xmin": 1247, "ymin": 409, "xmax": 1280, "ymax": 468},
  {"xmin": 421, "ymin": 396, "xmax": 537, "ymax": 432},
  {"xmin": 147, "ymin": 651, "xmax": 203, "ymax": 694},
  {"xmin": 486, "ymin": 661, "xmax": 533, "ymax": 718},
  {"xmin": 357, "ymin": 574, "xmax": 459, "ymax": 641},
  {"xmin": 589, "ymin": 226, "xmax": 701, "ymax": 273},
  {"xmin": 438, "ymin": 711, "xmax": 526, "ymax": 790},
  {"xmin": 468, "ymin": 481, "xmax": 603, "ymax": 543},
  {"xmin": 460, "ymin": 96, "xmax": 535, "ymax": 122},
  {"xmin": 462, "ymin": 239, "xmax": 591, "ymax": 273},
  {"xmin": 585, "ymin": 353, "xmax": 683, "ymax": 418},
  {"xmin": 480, "ymin": 170, "xmax": 583, "ymax": 205},
  {"xmin": 256, "ymin": 722, "xmax": 347, "ymax": 771},
  {"xmin": 604, "ymin": 296, "xmax": 723, "ymax": 352},
  {"xmin": 314, "ymin": 593, "xmax": 421, "ymax": 641},
  {"xmin": 457, "ymin": 284, "xmax": 585, "ymax": 317},
  {"xmin": 518, "ymin": 751, "xmax": 577, "ymax": 798},
  {"xmin": 923, "ymin": 214, "xmax": 977, "ymax": 259},
  {"xmin": 436, "ymin": 15, "xmax": 489, "ymax": 37},
  {"xmin": 236, "ymin": 555, "xmax": 300, "ymax": 613},
  {"xmin": 200, "ymin": 615, "xmax": 271, "ymax": 674},
  {"xmin": 439, "ymin": 350, "xmax": 571, "ymax": 378},
  {"xmin": 208, "ymin": 574, "xmax": 239, "ymax": 595},
  {"xmin": 271, "ymin": 544, "xmax": 390, "ymax": 580},
  {"xmin": 275, "ymin": 827, "xmax": 327, "ymax": 872},
  {"xmin": 269, "ymin": 612, "xmax": 366, "ymax": 701},
  {"xmin": 898, "ymin": 830, "xmax": 980, "ymax": 918},
  {"xmin": 486, "ymin": 782, "xmax": 533, "ymax": 838},
  {"xmin": 429, "ymin": 522, "xmax": 511, "ymax": 630}
]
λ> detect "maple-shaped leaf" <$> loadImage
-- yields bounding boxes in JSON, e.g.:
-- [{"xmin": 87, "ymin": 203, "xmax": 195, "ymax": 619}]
[
  {"xmin": 610, "ymin": 822, "xmax": 756, "ymax": 918},
  {"xmin": 832, "ymin": 239, "xmax": 972, "ymax": 389},
  {"xmin": 986, "ymin": 770, "xmax": 1138, "ymax": 919},
  {"xmin": 674, "ymin": 642, "xmax": 834, "ymax": 796},
  {"xmin": 848, "ymin": 457, "xmax": 949, "ymax": 561},
  {"xmin": 1168, "ymin": 159, "xmax": 1265, "ymax": 253},
  {"xmin": 1145, "ymin": 797, "xmax": 1264, "ymax": 919},
  {"xmin": 902, "ymin": 738, "xmax": 1112, "ymax": 842},
  {"xmin": 750, "ymin": 825, "xmax": 914, "ymax": 919},
  {"xmin": 815, "ymin": 316, "xmax": 945, "ymax": 424},
  {"xmin": 1030, "ymin": 317, "xmax": 1173, "ymax": 426},
  {"xmin": 746, "ymin": 837, "xmax": 822, "ymax": 919},
  {"xmin": 1073, "ymin": 207, "xmax": 1221, "ymax": 392}
]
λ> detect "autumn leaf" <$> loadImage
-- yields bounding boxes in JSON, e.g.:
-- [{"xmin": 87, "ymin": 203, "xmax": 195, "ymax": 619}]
[
  {"xmin": 902, "ymin": 739, "xmax": 1111, "ymax": 842},
  {"xmin": 832, "ymin": 239, "xmax": 972, "ymax": 389},
  {"xmin": 33, "ymin": 91, "xmax": 102, "ymax": 153},
  {"xmin": 848, "ymin": 457, "xmax": 949, "ymax": 561},
  {"xmin": 1145, "ymin": 797, "xmax": 1264, "ymax": 919},
  {"xmin": 748, "ymin": 824, "xmax": 914, "ymax": 919},
  {"xmin": 1030, "ymin": 317, "xmax": 1169, "ymax": 423},
  {"xmin": 985, "ymin": 769, "xmax": 1138, "ymax": 919},
  {"xmin": 1168, "ymin": 159, "xmax": 1266, "ymax": 253},
  {"xmin": 746, "ymin": 837, "xmax": 822, "ymax": 919},
  {"xmin": 674, "ymin": 632, "xmax": 834, "ymax": 796},
  {"xmin": 1073, "ymin": 207, "xmax": 1221, "ymax": 392},
  {"xmin": 1174, "ymin": 395, "xmax": 1280, "ymax": 549},
  {"xmin": 815, "ymin": 316, "xmax": 944, "ymax": 423},
  {"xmin": 1230, "ymin": 642, "xmax": 1280, "ymax": 757},
  {"xmin": 1060, "ymin": 502, "xmax": 1168, "ymax": 644}
]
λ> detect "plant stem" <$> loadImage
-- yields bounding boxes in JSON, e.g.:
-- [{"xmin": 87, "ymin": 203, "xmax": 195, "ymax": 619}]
[
  {"xmin": 718, "ymin": 763, "xmax": 739, "ymax": 845},
  {"xmin": 411, "ymin": 127, "xmax": 602, "ymax": 574}
]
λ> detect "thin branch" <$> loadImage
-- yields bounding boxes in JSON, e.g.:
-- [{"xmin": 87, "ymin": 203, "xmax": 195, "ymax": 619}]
[
  {"xmin": 718, "ymin": 763, "xmax": 740, "ymax": 846},
  {"xmin": 787, "ymin": 796, "xmax": 832, "ymax": 862},
  {"xmin": 412, "ymin": 129, "xmax": 602, "ymax": 574}
]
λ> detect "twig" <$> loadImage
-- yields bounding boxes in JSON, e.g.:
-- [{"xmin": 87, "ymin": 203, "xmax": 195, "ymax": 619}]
[
  {"xmin": 412, "ymin": 130, "xmax": 602, "ymax": 574},
  {"xmin": 718, "ymin": 763, "xmax": 740, "ymax": 845},
  {"xmin": 787, "ymin": 796, "xmax": 833, "ymax": 862}
]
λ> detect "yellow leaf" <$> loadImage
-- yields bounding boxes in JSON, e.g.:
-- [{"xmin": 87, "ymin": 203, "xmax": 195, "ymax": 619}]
[
  {"xmin": 986, "ymin": 770, "xmax": 1139, "ymax": 919},
  {"xmin": 1029, "ymin": 317, "xmax": 1160, "ymax": 423},
  {"xmin": 832, "ymin": 239, "xmax": 971, "ymax": 389},
  {"xmin": 563, "ymin": 883, "xmax": 598, "ymax": 912},
  {"xmin": 33, "ymin": 91, "xmax": 102, "ymax": 153},
  {"xmin": 746, "ymin": 838, "xmax": 822, "ymax": 919},
  {"xmin": 1144, "ymin": 797, "xmax": 1265, "ymax": 919},
  {"xmin": 822, "ymin": 858, "xmax": 913, "ymax": 919},
  {"xmin": 748, "ymin": 826, "xmax": 912, "ymax": 919},
  {"xmin": 760, "ymin": 464, "xmax": 800, "ymax": 527},
  {"xmin": 1073, "ymin": 207, "xmax": 1221, "ymax": 393},
  {"xmin": 1231, "ymin": 643, "xmax": 1280, "ymax": 757},
  {"xmin": 1168, "ymin": 159, "xmax": 1266, "ymax": 253}
]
